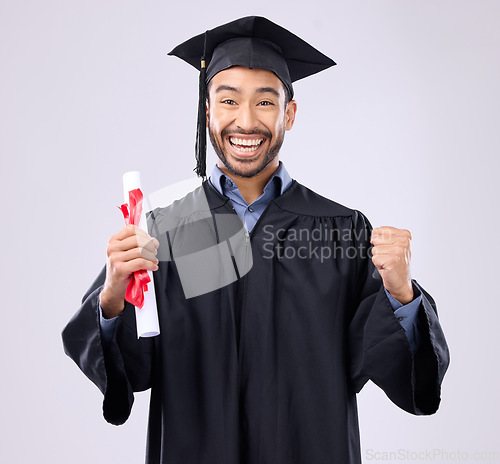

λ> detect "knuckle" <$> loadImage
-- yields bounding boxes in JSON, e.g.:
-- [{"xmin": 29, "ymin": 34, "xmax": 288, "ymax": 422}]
[
  {"xmin": 402, "ymin": 229, "xmax": 412, "ymax": 238},
  {"xmin": 397, "ymin": 237, "xmax": 410, "ymax": 248},
  {"xmin": 379, "ymin": 231, "xmax": 389, "ymax": 240}
]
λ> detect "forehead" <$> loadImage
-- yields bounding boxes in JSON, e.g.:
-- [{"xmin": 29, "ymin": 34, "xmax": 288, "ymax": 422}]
[{"xmin": 208, "ymin": 66, "xmax": 285, "ymax": 95}]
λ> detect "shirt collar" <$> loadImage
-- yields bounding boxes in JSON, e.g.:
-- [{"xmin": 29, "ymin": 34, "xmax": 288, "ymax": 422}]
[{"xmin": 209, "ymin": 161, "xmax": 293, "ymax": 197}]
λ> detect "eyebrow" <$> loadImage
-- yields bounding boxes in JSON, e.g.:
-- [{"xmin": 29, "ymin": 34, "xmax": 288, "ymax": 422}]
[
  {"xmin": 214, "ymin": 85, "xmax": 281, "ymax": 98},
  {"xmin": 214, "ymin": 85, "xmax": 239, "ymax": 94},
  {"xmin": 256, "ymin": 87, "xmax": 281, "ymax": 98}
]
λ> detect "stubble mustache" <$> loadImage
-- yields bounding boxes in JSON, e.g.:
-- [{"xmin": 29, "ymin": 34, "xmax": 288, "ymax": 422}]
[{"xmin": 220, "ymin": 127, "xmax": 273, "ymax": 139}]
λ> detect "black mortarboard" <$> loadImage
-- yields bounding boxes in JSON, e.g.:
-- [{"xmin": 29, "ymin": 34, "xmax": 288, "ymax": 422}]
[{"xmin": 168, "ymin": 16, "xmax": 336, "ymax": 178}]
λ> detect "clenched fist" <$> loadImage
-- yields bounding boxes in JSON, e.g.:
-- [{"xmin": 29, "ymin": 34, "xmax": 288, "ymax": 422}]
[
  {"xmin": 370, "ymin": 226, "xmax": 413, "ymax": 305},
  {"xmin": 100, "ymin": 224, "xmax": 160, "ymax": 319}
]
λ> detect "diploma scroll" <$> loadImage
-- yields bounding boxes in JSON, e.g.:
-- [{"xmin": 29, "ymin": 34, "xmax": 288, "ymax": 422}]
[{"xmin": 122, "ymin": 171, "xmax": 160, "ymax": 338}]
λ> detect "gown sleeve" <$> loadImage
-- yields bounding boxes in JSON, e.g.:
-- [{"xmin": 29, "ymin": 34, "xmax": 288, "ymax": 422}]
[
  {"xmin": 61, "ymin": 267, "xmax": 156, "ymax": 425},
  {"xmin": 348, "ymin": 210, "xmax": 450, "ymax": 415}
]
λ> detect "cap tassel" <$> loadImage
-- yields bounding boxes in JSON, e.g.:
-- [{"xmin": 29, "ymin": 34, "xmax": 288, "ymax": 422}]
[{"xmin": 194, "ymin": 32, "xmax": 208, "ymax": 179}]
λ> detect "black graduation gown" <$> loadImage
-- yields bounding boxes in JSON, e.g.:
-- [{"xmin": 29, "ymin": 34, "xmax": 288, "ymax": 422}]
[{"xmin": 62, "ymin": 180, "xmax": 449, "ymax": 464}]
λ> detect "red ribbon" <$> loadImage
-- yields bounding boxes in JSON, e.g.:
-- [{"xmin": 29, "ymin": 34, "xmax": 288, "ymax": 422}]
[{"xmin": 119, "ymin": 188, "xmax": 151, "ymax": 309}]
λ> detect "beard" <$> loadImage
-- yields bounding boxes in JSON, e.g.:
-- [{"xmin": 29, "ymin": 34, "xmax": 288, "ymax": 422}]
[{"xmin": 208, "ymin": 124, "xmax": 285, "ymax": 179}]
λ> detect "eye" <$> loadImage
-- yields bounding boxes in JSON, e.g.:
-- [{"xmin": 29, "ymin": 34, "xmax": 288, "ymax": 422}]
[
  {"xmin": 258, "ymin": 101, "xmax": 274, "ymax": 106},
  {"xmin": 221, "ymin": 99, "xmax": 236, "ymax": 105}
]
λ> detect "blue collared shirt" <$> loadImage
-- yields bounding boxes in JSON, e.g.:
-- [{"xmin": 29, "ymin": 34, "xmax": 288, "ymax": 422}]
[{"xmin": 209, "ymin": 162, "xmax": 292, "ymax": 232}]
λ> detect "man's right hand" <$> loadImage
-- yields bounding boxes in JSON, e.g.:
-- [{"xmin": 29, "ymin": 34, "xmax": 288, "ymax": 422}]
[{"xmin": 100, "ymin": 225, "xmax": 160, "ymax": 319}]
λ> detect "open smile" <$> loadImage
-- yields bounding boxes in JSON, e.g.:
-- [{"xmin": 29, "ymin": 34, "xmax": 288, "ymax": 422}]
[{"xmin": 227, "ymin": 136, "xmax": 266, "ymax": 157}]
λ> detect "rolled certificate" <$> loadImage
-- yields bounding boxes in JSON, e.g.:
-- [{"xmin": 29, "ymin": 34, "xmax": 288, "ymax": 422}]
[{"xmin": 123, "ymin": 171, "xmax": 160, "ymax": 338}]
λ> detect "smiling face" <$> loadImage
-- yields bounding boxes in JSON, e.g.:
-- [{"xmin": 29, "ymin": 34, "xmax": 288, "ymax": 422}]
[{"xmin": 207, "ymin": 66, "xmax": 297, "ymax": 179}]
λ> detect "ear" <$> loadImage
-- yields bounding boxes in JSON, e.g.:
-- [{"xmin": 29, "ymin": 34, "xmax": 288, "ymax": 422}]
[
  {"xmin": 205, "ymin": 99, "xmax": 210, "ymax": 128},
  {"xmin": 285, "ymin": 100, "xmax": 297, "ymax": 131}
]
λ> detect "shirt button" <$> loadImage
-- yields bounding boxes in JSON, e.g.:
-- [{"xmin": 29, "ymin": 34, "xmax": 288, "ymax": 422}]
[
  {"xmin": 248, "ymin": 206, "xmax": 254, "ymax": 212},
  {"xmin": 226, "ymin": 179, "xmax": 233, "ymax": 187}
]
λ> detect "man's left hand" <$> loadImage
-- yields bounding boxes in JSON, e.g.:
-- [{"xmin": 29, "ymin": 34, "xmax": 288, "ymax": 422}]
[{"xmin": 370, "ymin": 226, "xmax": 414, "ymax": 304}]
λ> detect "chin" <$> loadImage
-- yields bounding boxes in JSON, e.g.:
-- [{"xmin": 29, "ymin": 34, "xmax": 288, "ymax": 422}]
[{"xmin": 223, "ymin": 153, "xmax": 277, "ymax": 178}]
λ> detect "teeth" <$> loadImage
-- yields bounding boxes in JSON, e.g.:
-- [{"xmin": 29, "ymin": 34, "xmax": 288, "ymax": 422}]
[{"xmin": 229, "ymin": 137, "xmax": 263, "ymax": 147}]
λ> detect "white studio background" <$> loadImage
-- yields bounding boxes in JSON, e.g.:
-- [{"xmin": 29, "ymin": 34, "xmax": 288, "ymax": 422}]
[{"xmin": 1, "ymin": 1, "xmax": 498, "ymax": 463}]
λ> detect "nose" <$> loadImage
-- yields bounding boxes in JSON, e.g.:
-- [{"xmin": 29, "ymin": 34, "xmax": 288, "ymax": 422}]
[{"xmin": 234, "ymin": 102, "xmax": 258, "ymax": 131}]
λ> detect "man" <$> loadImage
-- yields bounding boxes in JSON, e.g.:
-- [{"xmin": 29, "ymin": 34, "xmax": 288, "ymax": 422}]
[{"xmin": 63, "ymin": 16, "xmax": 449, "ymax": 464}]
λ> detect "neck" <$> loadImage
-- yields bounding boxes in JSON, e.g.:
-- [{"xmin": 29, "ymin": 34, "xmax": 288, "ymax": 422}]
[{"xmin": 218, "ymin": 160, "xmax": 280, "ymax": 204}]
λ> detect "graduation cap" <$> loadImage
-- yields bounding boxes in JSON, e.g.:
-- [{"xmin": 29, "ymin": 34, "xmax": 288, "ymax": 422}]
[{"xmin": 168, "ymin": 16, "xmax": 336, "ymax": 179}]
